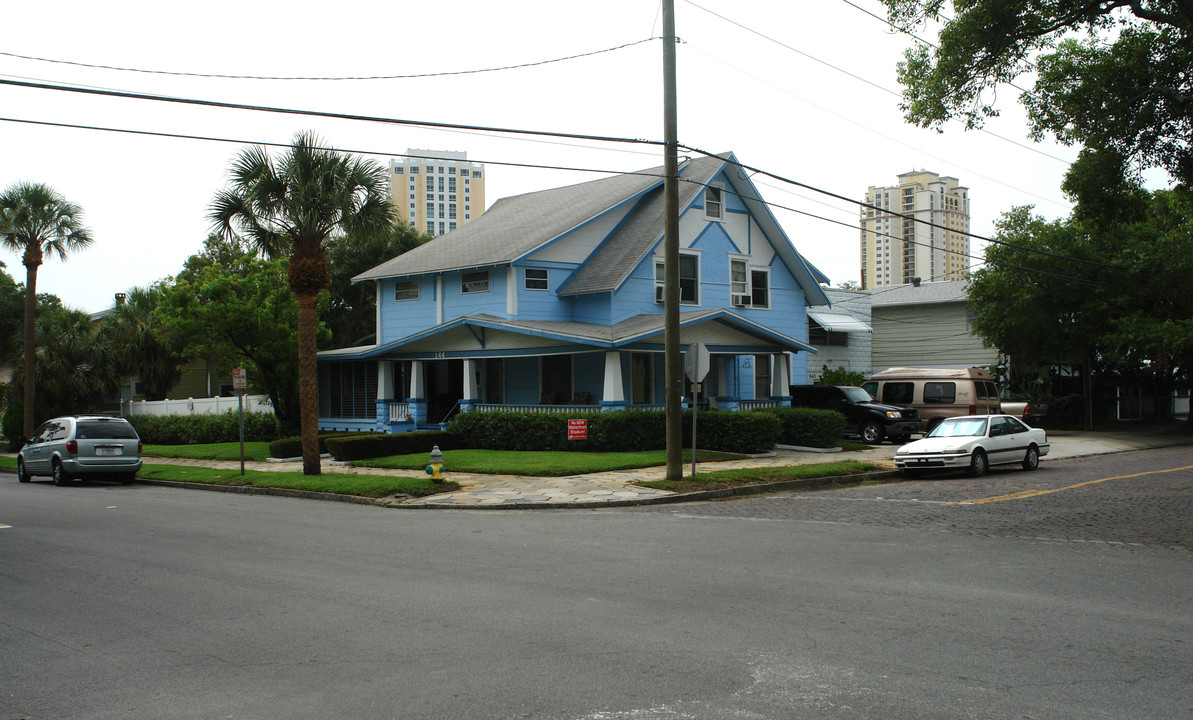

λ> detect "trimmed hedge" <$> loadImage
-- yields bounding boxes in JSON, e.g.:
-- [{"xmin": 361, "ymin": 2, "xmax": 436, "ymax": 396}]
[
  {"xmin": 323, "ymin": 431, "xmax": 468, "ymax": 461},
  {"xmin": 269, "ymin": 432, "xmax": 361, "ymax": 459},
  {"xmin": 129, "ymin": 411, "xmax": 279, "ymax": 445},
  {"xmin": 447, "ymin": 409, "xmax": 780, "ymax": 454},
  {"xmin": 765, "ymin": 407, "xmax": 846, "ymax": 448}
]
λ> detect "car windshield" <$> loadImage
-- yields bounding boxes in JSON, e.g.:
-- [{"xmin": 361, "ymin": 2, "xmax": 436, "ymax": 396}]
[
  {"xmin": 76, "ymin": 420, "xmax": 138, "ymax": 440},
  {"xmin": 928, "ymin": 418, "xmax": 988, "ymax": 438},
  {"xmin": 842, "ymin": 387, "xmax": 874, "ymax": 403}
]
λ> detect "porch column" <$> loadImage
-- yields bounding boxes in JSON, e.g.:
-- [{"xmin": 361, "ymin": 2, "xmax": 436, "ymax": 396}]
[
  {"xmin": 771, "ymin": 353, "xmax": 792, "ymax": 407},
  {"xmin": 374, "ymin": 360, "xmax": 394, "ymax": 432},
  {"xmin": 461, "ymin": 359, "xmax": 478, "ymax": 412},
  {"xmin": 408, "ymin": 360, "xmax": 427, "ymax": 424},
  {"xmin": 716, "ymin": 356, "xmax": 740, "ymax": 411},
  {"xmin": 600, "ymin": 351, "xmax": 627, "ymax": 411}
]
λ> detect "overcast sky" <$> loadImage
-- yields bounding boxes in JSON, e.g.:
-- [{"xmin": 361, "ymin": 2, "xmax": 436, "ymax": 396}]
[{"xmin": 1, "ymin": 0, "xmax": 1086, "ymax": 313}]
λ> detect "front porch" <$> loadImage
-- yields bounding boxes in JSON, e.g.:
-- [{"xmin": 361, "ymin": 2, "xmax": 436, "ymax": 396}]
[{"xmin": 320, "ymin": 350, "xmax": 792, "ymax": 434}]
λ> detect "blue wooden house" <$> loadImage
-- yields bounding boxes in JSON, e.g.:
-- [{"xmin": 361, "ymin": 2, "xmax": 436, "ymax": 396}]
[{"xmin": 317, "ymin": 152, "xmax": 830, "ymax": 432}]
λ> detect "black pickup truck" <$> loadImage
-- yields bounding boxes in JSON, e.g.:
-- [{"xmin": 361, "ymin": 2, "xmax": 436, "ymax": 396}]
[{"xmin": 789, "ymin": 384, "xmax": 921, "ymax": 445}]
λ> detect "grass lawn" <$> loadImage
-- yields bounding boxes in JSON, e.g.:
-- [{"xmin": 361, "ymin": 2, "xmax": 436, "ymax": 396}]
[
  {"xmin": 353, "ymin": 448, "xmax": 739, "ymax": 476},
  {"xmin": 0, "ymin": 455, "xmax": 14, "ymax": 469},
  {"xmin": 136, "ymin": 464, "xmax": 457, "ymax": 498},
  {"xmin": 636, "ymin": 460, "xmax": 886, "ymax": 494},
  {"xmin": 144, "ymin": 442, "xmax": 274, "ymax": 462}
]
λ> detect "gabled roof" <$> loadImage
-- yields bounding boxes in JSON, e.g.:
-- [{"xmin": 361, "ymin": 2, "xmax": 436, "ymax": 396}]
[
  {"xmin": 352, "ymin": 164, "xmax": 666, "ymax": 283},
  {"xmin": 557, "ymin": 153, "xmax": 830, "ymax": 306}
]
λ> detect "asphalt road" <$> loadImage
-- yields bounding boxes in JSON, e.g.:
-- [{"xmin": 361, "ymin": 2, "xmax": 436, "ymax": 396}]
[{"xmin": 2, "ymin": 446, "xmax": 1190, "ymax": 719}]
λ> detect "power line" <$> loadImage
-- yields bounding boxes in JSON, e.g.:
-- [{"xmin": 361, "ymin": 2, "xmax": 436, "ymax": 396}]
[
  {"xmin": 0, "ymin": 39, "xmax": 659, "ymax": 81},
  {"xmin": 0, "ymin": 110, "xmax": 1107, "ymax": 286}
]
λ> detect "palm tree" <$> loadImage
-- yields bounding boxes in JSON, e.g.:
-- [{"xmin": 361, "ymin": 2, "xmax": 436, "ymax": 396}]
[
  {"xmin": 109, "ymin": 285, "xmax": 184, "ymax": 401},
  {"xmin": 210, "ymin": 132, "xmax": 393, "ymax": 475},
  {"xmin": 0, "ymin": 182, "xmax": 93, "ymax": 438}
]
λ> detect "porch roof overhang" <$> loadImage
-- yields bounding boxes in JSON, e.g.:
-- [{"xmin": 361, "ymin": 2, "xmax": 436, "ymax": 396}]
[
  {"xmin": 318, "ymin": 310, "xmax": 817, "ymax": 362},
  {"xmin": 807, "ymin": 310, "xmax": 872, "ymax": 333}
]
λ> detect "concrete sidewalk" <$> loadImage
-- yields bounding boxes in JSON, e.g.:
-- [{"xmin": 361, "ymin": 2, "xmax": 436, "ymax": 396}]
[{"xmin": 7, "ymin": 427, "xmax": 1190, "ymax": 509}]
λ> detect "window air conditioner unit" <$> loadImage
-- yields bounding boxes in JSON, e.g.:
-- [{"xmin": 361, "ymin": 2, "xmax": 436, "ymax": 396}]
[
  {"xmin": 655, "ymin": 285, "xmax": 665, "ymax": 303},
  {"xmin": 731, "ymin": 294, "xmax": 752, "ymax": 307}
]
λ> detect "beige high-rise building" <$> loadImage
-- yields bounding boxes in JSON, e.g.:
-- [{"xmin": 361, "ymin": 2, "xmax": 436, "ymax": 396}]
[
  {"xmin": 388, "ymin": 149, "xmax": 486, "ymax": 237},
  {"xmin": 859, "ymin": 171, "xmax": 970, "ymax": 289}
]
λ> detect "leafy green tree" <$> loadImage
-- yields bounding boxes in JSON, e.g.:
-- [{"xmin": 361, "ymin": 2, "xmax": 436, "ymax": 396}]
[
  {"xmin": 210, "ymin": 133, "xmax": 393, "ymax": 474},
  {"xmin": 0, "ymin": 262, "xmax": 22, "ymax": 360},
  {"xmin": 882, "ymin": 0, "xmax": 1193, "ymax": 185},
  {"xmin": 8, "ymin": 305, "xmax": 122, "ymax": 419},
  {"xmin": 818, "ymin": 365, "xmax": 866, "ymax": 386},
  {"xmin": 108, "ymin": 284, "xmax": 186, "ymax": 401},
  {"xmin": 969, "ymin": 187, "xmax": 1193, "ymax": 427},
  {"xmin": 325, "ymin": 221, "xmax": 431, "ymax": 348},
  {"xmin": 161, "ymin": 237, "xmax": 319, "ymax": 434},
  {"xmin": 0, "ymin": 182, "xmax": 93, "ymax": 436}
]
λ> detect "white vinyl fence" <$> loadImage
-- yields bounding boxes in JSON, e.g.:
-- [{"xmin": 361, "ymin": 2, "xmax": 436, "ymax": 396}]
[{"xmin": 125, "ymin": 394, "xmax": 273, "ymax": 417}]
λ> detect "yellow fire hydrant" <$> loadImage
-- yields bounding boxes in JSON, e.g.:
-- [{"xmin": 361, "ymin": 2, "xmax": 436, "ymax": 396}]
[{"xmin": 425, "ymin": 445, "xmax": 445, "ymax": 482}]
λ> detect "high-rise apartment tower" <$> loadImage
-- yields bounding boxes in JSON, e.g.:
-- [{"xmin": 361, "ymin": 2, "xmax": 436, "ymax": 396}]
[
  {"xmin": 388, "ymin": 149, "xmax": 486, "ymax": 237},
  {"xmin": 859, "ymin": 171, "xmax": 970, "ymax": 289}
]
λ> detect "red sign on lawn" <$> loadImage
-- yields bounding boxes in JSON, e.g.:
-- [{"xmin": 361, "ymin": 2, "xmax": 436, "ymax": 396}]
[{"xmin": 568, "ymin": 419, "xmax": 588, "ymax": 441}]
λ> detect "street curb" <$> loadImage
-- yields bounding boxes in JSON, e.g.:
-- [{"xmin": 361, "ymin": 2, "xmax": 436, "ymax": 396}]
[
  {"xmin": 396, "ymin": 470, "xmax": 905, "ymax": 510},
  {"xmin": 2, "ymin": 465, "xmax": 902, "ymax": 509}
]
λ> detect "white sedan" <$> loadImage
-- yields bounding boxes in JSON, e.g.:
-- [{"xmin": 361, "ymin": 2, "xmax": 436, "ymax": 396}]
[{"xmin": 893, "ymin": 414, "xmax": 1050, "ymax": 478}]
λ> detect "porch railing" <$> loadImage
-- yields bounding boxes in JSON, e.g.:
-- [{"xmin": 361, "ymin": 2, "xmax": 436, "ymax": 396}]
[
  {"xmin": 738, "ymin": 400, "xmax": 778, "ymax": 411},
  {"xmin": 474, "ymin": 404, "xmax": 601, "ymax": 414},
  {"xmin": 387, "ymin": 403, "xmax": 412, "ymax": 423}
]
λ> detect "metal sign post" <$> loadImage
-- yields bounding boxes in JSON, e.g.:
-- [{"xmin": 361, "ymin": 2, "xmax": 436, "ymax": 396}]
[
  {"xmin": 684, "ymin": 343, "xmax": 711, "ymax": 479},
  {"xmin": 232, "ymin": 368, "xmax": 247, "ymax": 476}
]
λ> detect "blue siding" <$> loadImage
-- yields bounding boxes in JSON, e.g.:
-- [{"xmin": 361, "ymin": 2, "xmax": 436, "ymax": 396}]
[{"xmin": 379, "ymin": 277, "xmax": 438, "ymax": 344}]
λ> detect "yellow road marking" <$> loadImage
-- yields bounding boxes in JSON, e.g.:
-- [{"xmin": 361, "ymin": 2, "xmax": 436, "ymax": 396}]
[{"xmin": 946, "ymin": 465, "xmax": 1193, "ymax": 505}]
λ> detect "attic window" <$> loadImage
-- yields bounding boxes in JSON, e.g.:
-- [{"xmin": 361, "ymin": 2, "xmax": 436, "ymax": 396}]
[
  {"xmin": 704, "ymin": 185, "xmax": 724, "ymax": 221},
  {"xmin": 524, "ymin": 268, "xmax": 549, "ymax": 291}
]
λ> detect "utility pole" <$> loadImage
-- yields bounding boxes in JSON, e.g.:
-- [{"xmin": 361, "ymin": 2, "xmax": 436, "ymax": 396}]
[{"xmin": 662, "ymin": 0, "xmax": 682, "ymax": 481}]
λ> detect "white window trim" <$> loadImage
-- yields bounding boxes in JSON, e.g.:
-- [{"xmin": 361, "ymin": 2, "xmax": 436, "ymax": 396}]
[
  {"xmin": 524, "ymin": 268, "xmax": 549, "ymax": 291},
  {"xmin": 750, "ymin": 267, "xmax": 771, "ymax": 309},
  {"xmin": 654, "ymin": 250, "xmax": 701, "ymax": 305},
  {"xmin": 703, "ymin": 183, "xmax": 725, "ymax": 222},
  {"xmin": 461, "ymin": 270, "xmax": 490, "ymax": 294},
  {"xmin": 393, "ymin": 279, "xmax": 419, "ymax": 302}
]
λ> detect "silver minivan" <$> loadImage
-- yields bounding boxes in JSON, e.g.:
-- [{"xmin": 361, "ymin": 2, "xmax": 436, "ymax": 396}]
[{"xmin": 16, "ymin": 415, "xmax": 142, "ymax": 485}]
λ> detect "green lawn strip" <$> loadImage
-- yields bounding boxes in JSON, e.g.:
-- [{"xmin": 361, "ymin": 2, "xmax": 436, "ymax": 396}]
[
  {"xmin": 143, "ymin": 442, "xmax": 274, "ymax": 462},
  {"xmin": 635, "ymin": 460, "xmax": 886, "ymax": 494},
  {"xmin": 0, "ymin": 455, "xmax": 15, "ymax": 469},
  {"xmin": 352, "ymin": 448, "xmax": 739, "ymax": 476},
  {"xmin": 137, "ymin": 463, "xmax": 457, "ymax": 498}
]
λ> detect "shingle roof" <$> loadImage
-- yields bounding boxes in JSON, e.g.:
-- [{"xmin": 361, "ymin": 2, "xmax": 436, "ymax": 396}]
[
  {"xmin": 557, "ymin": 154, "xmax": 727, "ymax": 296},
  {"xmin": 869, "ymin": 280, "xmax": 969, "ymax": 306},
  {"xmin": 352, "ymin": 163, "xmax": 667, "ymax": 283}
]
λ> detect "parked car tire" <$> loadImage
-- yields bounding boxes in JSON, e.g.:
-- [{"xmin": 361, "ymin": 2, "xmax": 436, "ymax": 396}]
[
  {"xmin": 17, "ymin": 458, "xmax": 31, "ymax": 483},
  {"xmin": 52, "ymin": 459, "xmax": 70, "ymax": 486},
  {"xmin": 966, "ymin": 448, "xmax": 988, "ymax": 477},
  {"xmin": 859, "ymin": 421, "xmax": 884, "ymax": 445},
  {"xmin": 1021, "ymin": 445, "xmax": 1040, "ymax": 471}
]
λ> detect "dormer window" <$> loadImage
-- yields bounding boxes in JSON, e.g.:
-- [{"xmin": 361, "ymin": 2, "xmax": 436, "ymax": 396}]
[{"xmin": 704, "ymin": 185, "xmax": 724, "ymax": 221}]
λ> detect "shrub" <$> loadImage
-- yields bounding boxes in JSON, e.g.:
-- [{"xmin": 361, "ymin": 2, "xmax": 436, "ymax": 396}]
[
  {"xmin": 128, "ymin": 411, "xmax": 279, "ymax": 445},
  {"xmin": 448, "ymin": 409, "xmax": 778, "ymax": 454},
  {"xmin": 818, "ymin": 365, "xmax": 866, "ymax": 387},
  {"xmin": 766, "ymin": 407, "xmax": 845, "ymax": 448},
  {"xmin": 684, "ymin": 410, "xmax": 780, "ymax": 454},
  {"xmin": 323, "ymin": 431, "xmax": 468, "ymax": 461},
  {"xmin": 268, "ymin": 432, "xmax": 360, "ymax": 459}
]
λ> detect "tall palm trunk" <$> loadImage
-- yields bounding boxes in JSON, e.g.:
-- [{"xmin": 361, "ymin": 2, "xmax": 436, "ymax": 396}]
[
  {"xmin": 296, "ymin": 291, "xmax": 321, "ymax": 475},
  {"xmin": 21, "ymin": 259, "xmax": 39, "ymax": 438}
]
